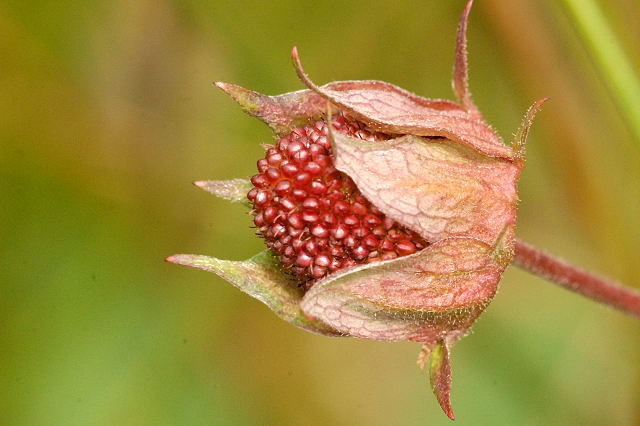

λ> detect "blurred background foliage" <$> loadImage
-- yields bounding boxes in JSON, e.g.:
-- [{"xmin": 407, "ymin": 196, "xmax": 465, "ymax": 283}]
[{"xmin": 1, "ymin": 0, "xmax": 639, "ymax": 424}]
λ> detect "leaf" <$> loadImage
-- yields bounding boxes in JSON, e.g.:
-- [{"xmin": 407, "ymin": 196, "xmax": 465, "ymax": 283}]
[
  {"xmin": 193, "ymin": 179, "xmax": 252, "ymax": 205},
  {"xmin": 291, "ymin": 48, "xmax": 512, "ymax": 159},
  {"xmin": 300, "ymin": 237, "xmax": 504, "ymax": 342},
  {"xmin": 166, "ymin": 251, "xmax": 342, "ymax": 336},
  {"xmin": 429, "ymin": 340, "xmax": 455, "ymax": 420},
  {"xmin": 329, "ymin": 130, "xmax": 520, "ymax": 246}
]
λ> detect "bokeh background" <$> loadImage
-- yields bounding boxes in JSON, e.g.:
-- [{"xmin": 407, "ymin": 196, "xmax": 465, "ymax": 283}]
[{"xmin": 2, "ymin": 0, "xmax": 639, "ymax": 424}]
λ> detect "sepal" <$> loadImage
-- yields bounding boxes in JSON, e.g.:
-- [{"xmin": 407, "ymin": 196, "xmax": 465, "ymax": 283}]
[
  {"xmin": 166, "ymin": 251, "xmax": 342, "ymax": 336},
  {"xmin": 194, "ymin": 179, "xmax": 252, "ymax": 205},
  {"xmin": 328, "ymin": 128, "xmax": 520, "ymax": 246},
  {"xmin": 292, "ymin": 47, "xmax": 511, "ymax": 159},
  {"xmin": 300, "ymin": 237, "xmax": 503, "ymax": 342},
  {"xmin": 512, "ymin": 98, "xmax": 549, "ymax": 161},
  {"xmin": 215, "ymin": 82, "xmax": 326, "ymax": 136},
  {"xmin": 452, "ymin": 0, "xmax": 480, "ymax": 121},
  {"xmin": 427, "ymin": 339, "xmax": 455, "ymax": 420}
]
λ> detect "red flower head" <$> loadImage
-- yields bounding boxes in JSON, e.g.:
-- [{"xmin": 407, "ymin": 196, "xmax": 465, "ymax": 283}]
[{"xmin": 168, "ymin": 0, "xmax": 546, "ymax": 419}]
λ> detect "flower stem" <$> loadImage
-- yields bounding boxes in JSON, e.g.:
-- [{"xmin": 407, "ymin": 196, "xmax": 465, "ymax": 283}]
[{"xmin": 513, "ymin": 239, "xmax": 640, "ymax": 318}]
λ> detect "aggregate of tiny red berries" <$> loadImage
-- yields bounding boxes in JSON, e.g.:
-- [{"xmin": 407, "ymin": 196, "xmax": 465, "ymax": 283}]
[{"xmin": 247, "ymin": 112, "xmax": 428, "ymax": 287}]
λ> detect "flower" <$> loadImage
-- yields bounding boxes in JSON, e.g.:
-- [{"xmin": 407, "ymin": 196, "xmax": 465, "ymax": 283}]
[{"xmin": 167, "ymin": 0, "xmax": 545, "ymax": 419}]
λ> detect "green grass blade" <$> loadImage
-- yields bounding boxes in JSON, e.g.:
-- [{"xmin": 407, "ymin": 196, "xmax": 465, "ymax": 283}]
[{"xmin": 562, "ymin": 0, "xmax": 640, "ymax": 145}]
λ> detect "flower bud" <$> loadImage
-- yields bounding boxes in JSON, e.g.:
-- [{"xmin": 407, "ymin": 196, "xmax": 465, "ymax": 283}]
[{"xmin": 168, "ymin": 0, "xmax": 546, "ymax": 419}]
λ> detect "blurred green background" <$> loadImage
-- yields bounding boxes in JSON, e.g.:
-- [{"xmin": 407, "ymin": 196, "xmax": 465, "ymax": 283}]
[{"xmin": 2, "ymin": 0, "xmax": 639, "ymax": 424}]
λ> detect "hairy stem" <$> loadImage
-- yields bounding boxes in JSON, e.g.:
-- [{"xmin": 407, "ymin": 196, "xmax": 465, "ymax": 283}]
[{"xmin": 513, "ymin": 239, "xmax": 640, "ymax": 318}]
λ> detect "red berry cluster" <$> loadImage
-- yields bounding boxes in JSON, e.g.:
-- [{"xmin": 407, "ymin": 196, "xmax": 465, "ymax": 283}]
[{"xmin": 247, "ymin": 113, "xmax": 428, "ymax": 287}]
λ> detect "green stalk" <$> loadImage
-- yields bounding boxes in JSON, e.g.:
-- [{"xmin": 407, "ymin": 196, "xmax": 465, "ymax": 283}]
[{"xmin": 561, "ymin": 0, "xmax": 640, "ymax": 144}]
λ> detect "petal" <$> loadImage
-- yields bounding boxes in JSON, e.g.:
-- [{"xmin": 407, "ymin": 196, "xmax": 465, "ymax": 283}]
[
  {"xmin": 194, "ymin": 179, "xmax": 252, "ymax": 205},
  {"xmin": 215, "ymin": 82, "xmax": 327, "ymax": 136},
  {"xmin": 330, "ymin": 129, "xmax": 521, "ymax": 246},
  {"xmin": 300, "ymin": 237, "xmax": 504, "ymax": 343},
  {"xmin": 166, "ymin": 251, "xmax": 342, "ymax": 336},
  {"xmin": 291, "ymin": 48, "xmax": 512, "ymax": 159}
]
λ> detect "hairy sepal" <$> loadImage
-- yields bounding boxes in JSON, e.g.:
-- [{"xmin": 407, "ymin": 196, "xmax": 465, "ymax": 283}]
[
  {"xmin": 166, "ymin": 251, "xmax": 342, "ymax": 336},
  {"xmin": 194, "ymin": 179, "xmax": 252, "ymax": 205},
  {"xmin": 429, "ymin": 339, "xmax": 455, "ymax": 420},
  {"xmin": 292, "ymin": 48, "xmax": 511, "ymax": 160},
  {"xmin": 215, "ymin": 82, "xmax": 327, "ymax": 136},
  {"xmin": 330, "ymin": 130, "xmax": 520, "ymax": 247},
  {"xmin": 300, "ymin": 237, "xmax": 503, "ymax": 342}
]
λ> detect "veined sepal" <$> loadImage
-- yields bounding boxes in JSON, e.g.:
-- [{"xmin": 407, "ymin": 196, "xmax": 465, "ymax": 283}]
[
  {"xmin": 193, "ymin": 179, "xmax": 253, "ymax": 205},
  {"xmin": 328, "ymin": 126, "xmax": 520, "ymax": 247},
  {"xmin": 299, "ymin": 236, "xmax": 506, "ymax": 342},
  {"xmin": 166, "ymin": 251, "xmax": 342, "ymax": 336}
]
